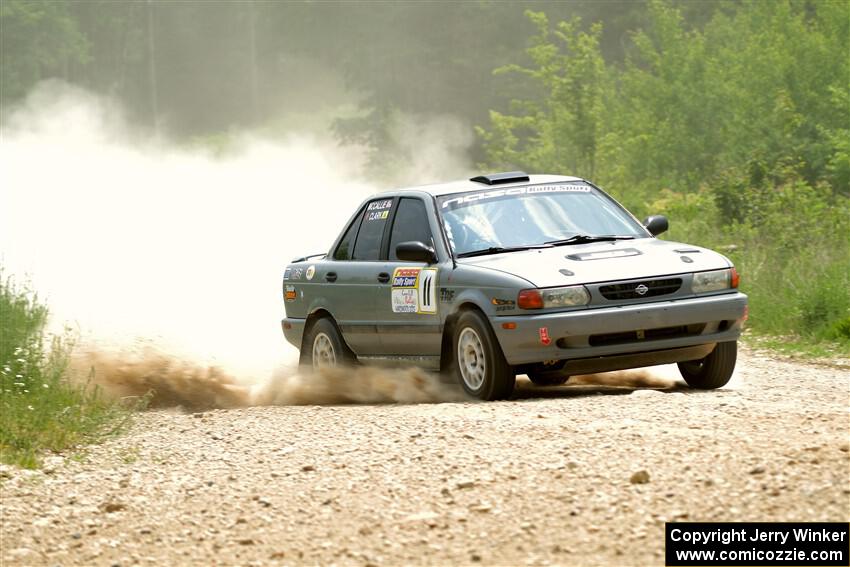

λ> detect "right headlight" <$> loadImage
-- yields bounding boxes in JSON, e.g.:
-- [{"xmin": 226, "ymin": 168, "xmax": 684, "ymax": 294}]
[
  {"xmin": 518, "ymin": 285, "xmax": 590, "ymax": 309},
  {"xmin": 692, "ymin": 268, "xmax": 739, "ymax": 293}
]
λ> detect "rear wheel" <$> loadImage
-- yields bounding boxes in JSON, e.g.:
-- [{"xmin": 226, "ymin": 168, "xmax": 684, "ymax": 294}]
[
  {"xmin": 678, "ymin": 341, "xmax": 737, "ymax": 389},
  {"xmin": 453, "ymin": 310, "xmax": 515, "ymax": 400},
  {"xmin": 301, "ymin": 318, "xmax": 353, "ymax": 371}
]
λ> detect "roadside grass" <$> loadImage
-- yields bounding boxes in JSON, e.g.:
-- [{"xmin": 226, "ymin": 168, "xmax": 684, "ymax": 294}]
[
  {"xmin": 745, "ymin": 334, "xmax": 850, "ymax": 361},
  {"xmin": 648, "ymin": 183, "xmax": 850, "ymax": 359},
  {"xmin": 730, "ymin": 247, "xmax": 850, "ymax": 359},
  {"xmin": 0, "ymin": 274, "xmax": 136, "ymax": 469}
]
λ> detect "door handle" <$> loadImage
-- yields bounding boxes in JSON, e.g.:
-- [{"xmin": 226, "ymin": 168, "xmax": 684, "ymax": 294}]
[
  {"xmin": 377, "ymin": 272, "xmax": 390, "ymax": 283},
  {"xmin": 325, "ymin": 272, "xmax": 337, "ymax": 282}
]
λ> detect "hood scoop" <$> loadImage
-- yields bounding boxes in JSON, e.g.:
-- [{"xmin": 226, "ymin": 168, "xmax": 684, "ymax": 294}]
[{"xmin": 566, "ymin": 247, "xmax": 642, "ymax": 262}]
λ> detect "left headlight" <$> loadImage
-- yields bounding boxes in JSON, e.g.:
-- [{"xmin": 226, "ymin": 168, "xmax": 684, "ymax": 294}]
[{"xmin": 692, "ymin": 268, "xmax": 738, "ymax": 293}]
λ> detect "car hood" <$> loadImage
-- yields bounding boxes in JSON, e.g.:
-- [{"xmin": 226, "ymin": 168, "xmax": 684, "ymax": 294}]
[{"xmin": 458, "ymin": 238, "xmax": 731, "ymax": 287}]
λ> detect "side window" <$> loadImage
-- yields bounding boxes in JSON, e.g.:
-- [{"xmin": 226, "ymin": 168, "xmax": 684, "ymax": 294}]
[
  {"xmin": 352, "ymin": 198, "xmax": 393, "ymax": 261},
  {"xmin": 332, "ymin": 211, "xmax": 362, "ymax": 260},
  {"xmin": 389, "ymin": 198, "xmax": 433, "ymax": 260}
]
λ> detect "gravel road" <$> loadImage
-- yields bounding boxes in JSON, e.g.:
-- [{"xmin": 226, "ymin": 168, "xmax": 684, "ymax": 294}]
[{"xmin": 2, "ymin": 348, "xmax": 849, "ymax": 566}]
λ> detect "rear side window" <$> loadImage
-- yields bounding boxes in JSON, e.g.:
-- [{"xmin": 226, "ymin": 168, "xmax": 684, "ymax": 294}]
[
  {"xmin": 352, "ymin": 198, "xmax": 394, "ymax": 260},
  {"xmin": 389, "ymin": 198, "xmax": 433, "ymax": 260},
  {"xmin": 333, "ymin": 210, "xmax": 362, "ymax": 260}
]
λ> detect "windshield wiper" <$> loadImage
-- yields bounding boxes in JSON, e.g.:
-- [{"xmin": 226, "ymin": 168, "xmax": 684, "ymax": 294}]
[
  {"xmin": 456, "ymin": 244, "xmax": 553, "ymax": 258},
  {"xmin": 545, "ymin": 234, "xmax": 636, "ymax": 246}
]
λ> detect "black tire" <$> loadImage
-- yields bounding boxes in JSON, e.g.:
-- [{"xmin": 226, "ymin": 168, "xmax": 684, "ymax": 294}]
[
  {"xmin": 527, "ymin": 372, "xmax": 569, "ymax": 386},
  {"xmin": 452, "ymin": 310, "xmax": 515, "ymax": 400},
  {"xmin": 300, "ymin": 317, "xmax": 354, "ymax": 371},
  {"xmin": 677, "ymin": 341, "xmax": 737, "ymax": 389}
]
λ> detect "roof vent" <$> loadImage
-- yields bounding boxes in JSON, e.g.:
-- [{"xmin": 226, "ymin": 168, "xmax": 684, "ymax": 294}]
[{"xmin": 470, "ymin": 171, "xmax": 530, "ymax": 185}]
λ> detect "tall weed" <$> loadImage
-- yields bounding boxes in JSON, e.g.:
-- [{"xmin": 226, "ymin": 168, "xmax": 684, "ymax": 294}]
[{"xmin": 0, "ymin": 273, "xmax": 134, "ymax": 468}]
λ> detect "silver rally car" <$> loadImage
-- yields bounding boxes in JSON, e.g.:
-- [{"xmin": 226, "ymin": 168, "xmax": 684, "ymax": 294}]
[{"xmin": 282, "ymin": 172, "xmax": 748, "ymax": 400}]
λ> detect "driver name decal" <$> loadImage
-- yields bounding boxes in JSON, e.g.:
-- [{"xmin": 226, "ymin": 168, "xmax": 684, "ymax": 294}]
[
  {"xmin": 366, "ymin": 199, "xmax": 393, "ymax": 221},
  {"xmin": 391, "ymin": 267, "xmax": 437, "ymax": 314}
]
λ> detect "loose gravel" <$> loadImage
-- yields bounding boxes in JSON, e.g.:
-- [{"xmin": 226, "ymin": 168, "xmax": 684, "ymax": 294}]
[{"xmin": 2, "ymin": 349, "xmax": 848, "ymax": 566}]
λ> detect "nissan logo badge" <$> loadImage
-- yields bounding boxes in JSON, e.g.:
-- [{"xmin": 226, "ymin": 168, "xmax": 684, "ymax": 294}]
[{"xmin": 635, "ymin": 284, "xmax": 649, "ymax": 295}]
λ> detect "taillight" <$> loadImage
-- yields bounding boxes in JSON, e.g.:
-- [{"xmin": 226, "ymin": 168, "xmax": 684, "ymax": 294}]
[{"xmin": 517, "ymin": 289, "xmax": 544, "ymax": 309}]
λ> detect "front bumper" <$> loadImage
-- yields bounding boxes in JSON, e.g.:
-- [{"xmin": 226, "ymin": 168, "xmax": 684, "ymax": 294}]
[{"xmin": 492, "ymin": 292, "xmax": 748, "ymax": 366}]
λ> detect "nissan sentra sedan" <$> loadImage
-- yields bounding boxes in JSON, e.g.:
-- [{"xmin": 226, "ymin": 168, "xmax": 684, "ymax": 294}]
[{"xmin": 281, "ymin": 172, "xmax": 748, "ymax": 400}]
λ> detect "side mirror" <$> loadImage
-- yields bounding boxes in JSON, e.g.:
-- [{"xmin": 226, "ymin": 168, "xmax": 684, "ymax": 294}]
[
  {"xmin": 395, "ymin": 241, "xmax": 437, "ymax": 264},
  {"xmin": 643, "ymin": 215, "xmax": 669, "ymax": 236}
]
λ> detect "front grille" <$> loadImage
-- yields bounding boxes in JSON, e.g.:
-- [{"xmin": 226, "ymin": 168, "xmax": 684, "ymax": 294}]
[
  {"xmin": 599, "ymin": 277, "xmax": 682, "ymax": 301},
  {"xmin": 588, "ymin": 323, "xmax": 705, "ymax": 347}
]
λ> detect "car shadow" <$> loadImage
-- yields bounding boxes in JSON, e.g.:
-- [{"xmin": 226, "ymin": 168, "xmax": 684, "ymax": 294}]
[{"xmin": 509, "ymin": 374, "xmax": 693, "ymax": 400}]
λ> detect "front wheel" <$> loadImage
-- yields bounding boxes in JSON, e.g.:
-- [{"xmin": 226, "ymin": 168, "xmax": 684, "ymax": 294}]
[
  {"xmin": 677, "ymin": 341, "xmax": 737, "ymax": 389},
  {"xmin": 301, "ymin": 318, "xmax": 353, "ymax": 371},
  {"xmin": 453, "ymin": 310, "xmax": 515, "ymax": 400}
]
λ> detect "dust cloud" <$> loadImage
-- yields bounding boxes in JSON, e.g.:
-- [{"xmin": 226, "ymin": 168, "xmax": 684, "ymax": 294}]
[
  {"xmin": 0, "ymin": 80, "xmax": 472, "ymax": 406},
  {"xmin": 570, "ymin": 370, "xmax": 675, "ymax": 389},
  {"xmin": 74, "ymin": 349, "xmax": 465, "ymax": 410},
  {"xmin": 1, "ymin": 80, "xmax": 677, "ymax": 409}
]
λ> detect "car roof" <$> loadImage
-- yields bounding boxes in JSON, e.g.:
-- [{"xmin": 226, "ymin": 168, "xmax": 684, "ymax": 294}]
[{"xmin": 373, "ymin": 174, "xmax": 586, "ymax": 198}]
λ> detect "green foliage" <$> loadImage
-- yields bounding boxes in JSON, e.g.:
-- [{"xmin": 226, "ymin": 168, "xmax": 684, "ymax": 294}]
[
  {"xmin": 655, "ymin": 176, "xmax": 850, "ymax": 350},
  {"xmin": 481, "ymin": 1, "xmax": 849, "ymax": 197},
  {"xmin": 0, "ymin": 273, "xmax": 133, "ymax": 469},
  {"xmin": 827, "ymin": 317, "xmax": 850, "ymax": 341},
  {"xmin": 0, "ymin": 0, "xmax": 89, "ymax": 103},
  {"xmin": 478, "ymin": 10, "xmax": 608, "ymax": 179}
]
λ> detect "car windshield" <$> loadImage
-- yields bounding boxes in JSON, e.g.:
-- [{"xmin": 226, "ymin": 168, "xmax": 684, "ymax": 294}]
[{"xmin": 438, "ymin": 182, "xmax": 647, "ymax": 256}]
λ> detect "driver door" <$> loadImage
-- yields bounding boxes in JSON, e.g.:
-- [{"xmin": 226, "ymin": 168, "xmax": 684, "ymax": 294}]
[{"xmin": 374, "ymin": 197, "xmax": 442, "ymax": 357}]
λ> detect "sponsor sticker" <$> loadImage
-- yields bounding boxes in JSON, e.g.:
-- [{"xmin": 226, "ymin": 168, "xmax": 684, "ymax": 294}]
[
  {"xmin": 305, "ymin": 265, "xmax": 316, "ymax": 280},
  {"xmin": 441, "ymin": 183, "xmax": 591, "ymax": 209},
  {"xmin": 392, "ymin": 267, "xmax": 420, "ymax": 313},
  {"xmin": 292, "ymin": 267, "xmax": 303, "ymax": 280},
  {"xmin": 392, "ymin": 288, "xmax": 418, "ymax": 313},
  {"xmin": 284, "ymin": 268, "xmax": 291, "ymax": 281},
  {"xmin": 539, "ymin": 327, "xmax": 552, "ymax": 346},
  {"xmin": 390, "ymin": 267, "xmax": 437, "ymax": 314},
  {"xmin": 491, "ymin": 297, "xmax": 516, "ymax": 312},
  {"xmin": 284, "ymin": 285, "xmax": 297, "ymax": 302},
  {"xmin": 439, "ymin": 287, "xmax": 455, "ymax": 303}
]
